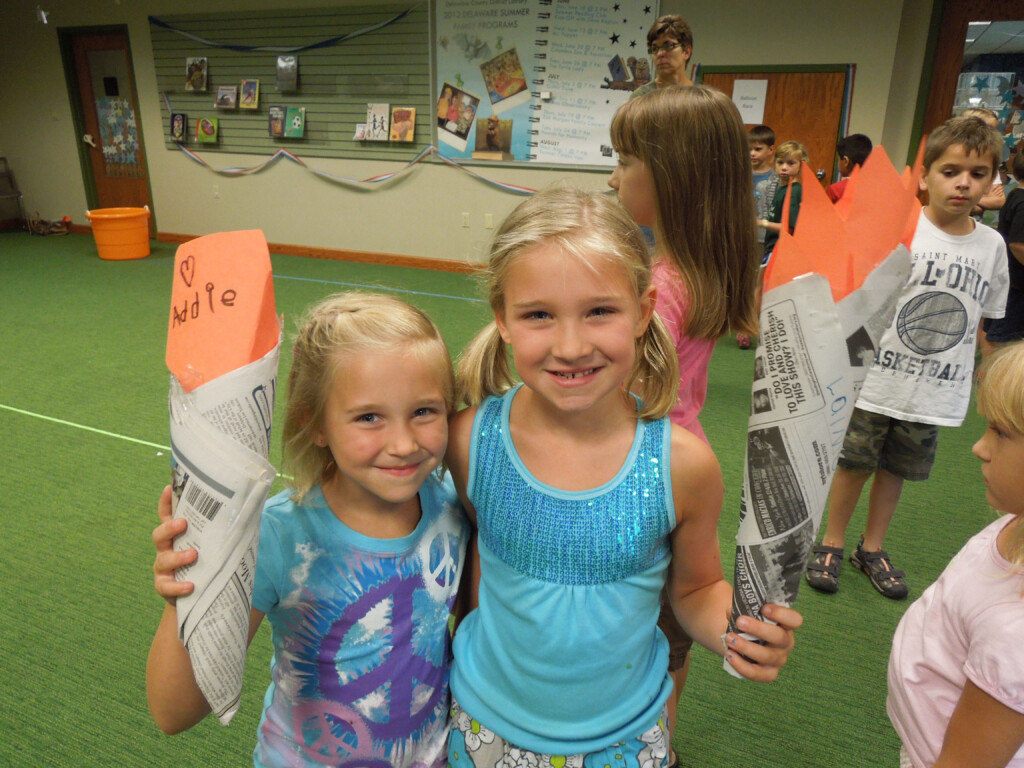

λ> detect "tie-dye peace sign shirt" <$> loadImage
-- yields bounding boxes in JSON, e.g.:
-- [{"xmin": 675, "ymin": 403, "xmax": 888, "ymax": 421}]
[{"xmin": 251, "ymin": 474, "xmax": 468, "ymax": 768}]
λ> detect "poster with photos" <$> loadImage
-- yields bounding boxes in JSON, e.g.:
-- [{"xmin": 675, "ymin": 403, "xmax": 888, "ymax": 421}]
[
  {"xmin": 185, "ymin": 57, "xmax": 208, "ymax": 92},
  {"xmin": 434, "ymin": 0, "xmax": 657, "ymax": 165},
  {"xmin": 366, "ymin": 103, "xmax": 390, "ymax": 141}
]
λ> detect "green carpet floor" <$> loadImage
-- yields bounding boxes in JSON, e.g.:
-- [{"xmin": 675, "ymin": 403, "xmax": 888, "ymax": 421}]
[{"xmin": 0, "ymin": 231, "xmax": 994, "ymax": 767}]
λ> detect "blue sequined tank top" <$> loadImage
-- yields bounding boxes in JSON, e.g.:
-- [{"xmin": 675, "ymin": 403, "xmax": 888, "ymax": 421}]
[{"xmin": 449, "ymin": 385, "xmax": 677, "ymax": 754}]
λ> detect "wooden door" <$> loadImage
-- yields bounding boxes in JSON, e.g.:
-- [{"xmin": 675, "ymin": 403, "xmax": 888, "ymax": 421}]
[
  {"xmin": 701, "ymin": 69, "xmax": 850, "ymax": 186},
  {"xmin": 66, "ymin": 29, "xmax": 154, "ymax": 233}
]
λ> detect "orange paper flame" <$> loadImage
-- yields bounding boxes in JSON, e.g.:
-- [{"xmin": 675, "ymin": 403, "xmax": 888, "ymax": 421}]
[
  {"xmin": 166, "ymin": 230, "xmax": 278, "ymax": 393},
  {"xmin": 762, "ymin": 143, "xmax": 924, "ymax": 302}
]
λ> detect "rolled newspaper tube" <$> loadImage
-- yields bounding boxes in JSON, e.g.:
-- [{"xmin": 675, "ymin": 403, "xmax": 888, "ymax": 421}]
[
  {"xmin": 165, "ymin": 230, "xmax": 280, "ymax": 722},
  {"xmin": 724, "ymin": 147, "xmax": 922, "ymax": 675}
]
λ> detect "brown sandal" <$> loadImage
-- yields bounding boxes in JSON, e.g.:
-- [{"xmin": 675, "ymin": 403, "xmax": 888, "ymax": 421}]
[
  {"xmin": 850, "ymin": 537, "xmax": 908, "ymax": 599},
  {"xmin": 806, "ymin": 544, "xmax": 844, "ymax": 593}
]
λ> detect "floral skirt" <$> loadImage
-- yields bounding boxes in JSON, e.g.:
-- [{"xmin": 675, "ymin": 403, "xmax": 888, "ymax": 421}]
[{"xmin": 447, "ymin": 697, "xmax": 670, "ymax": 768}]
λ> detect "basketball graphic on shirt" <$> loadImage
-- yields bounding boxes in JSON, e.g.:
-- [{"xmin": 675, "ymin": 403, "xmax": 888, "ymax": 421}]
[{"xmin": 895, "ymin": 291, "xmax": 968, "ymax": 355}]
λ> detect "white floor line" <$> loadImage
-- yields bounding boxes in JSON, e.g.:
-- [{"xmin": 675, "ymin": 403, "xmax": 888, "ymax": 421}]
[
  {"xmin": 1, "ymin": 402, "xmax": 292, "ymax": 480},
  {"xmin": 0, "ymin": 402, "xmax": 169, "ymax": 451}
]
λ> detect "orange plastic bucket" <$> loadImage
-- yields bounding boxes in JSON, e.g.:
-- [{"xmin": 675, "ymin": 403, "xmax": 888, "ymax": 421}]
[{"xmin": 85, "ymin": 206, "xmax": 151, "ymax": 260}]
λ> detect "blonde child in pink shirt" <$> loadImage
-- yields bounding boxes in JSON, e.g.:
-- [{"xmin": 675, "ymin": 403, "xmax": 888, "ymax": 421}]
[{"xmin": 887, "ymin": 341, "xmax": 1024, "ymax": 768}]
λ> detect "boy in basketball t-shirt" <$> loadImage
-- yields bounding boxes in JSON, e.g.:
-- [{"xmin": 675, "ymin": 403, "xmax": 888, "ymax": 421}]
[{"xmin": 805, "ymin": 115, "xmax": 1010, "ymax": 599}]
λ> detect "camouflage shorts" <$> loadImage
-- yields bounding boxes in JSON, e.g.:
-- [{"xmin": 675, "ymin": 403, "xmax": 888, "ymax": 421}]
[{"xmin": 837, "ymin": 407, "xmax": 938, "ymax": 481}]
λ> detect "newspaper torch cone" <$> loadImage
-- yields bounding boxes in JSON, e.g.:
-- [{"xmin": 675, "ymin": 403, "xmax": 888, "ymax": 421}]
[
  {"xmin": 725, "ymin": 147, "xmax": 923, "ymax": 675},
  {"xmin": 165, "ymin": 230, "xmax": 280, "ymax": 721}
]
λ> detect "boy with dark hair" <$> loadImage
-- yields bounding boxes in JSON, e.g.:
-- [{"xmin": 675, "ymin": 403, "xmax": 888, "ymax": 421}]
[
  {"xmin": 741, "ymin": 124, "xmax": 778, "ymax": 348},
  {"xmin": 751, "ymin": 125, "xmax": 778, "ymax": 246},
  {"xmin": 806, "ymin": 116, "xmax": 1010, "ymax": 598},
  {"xmin": 827, "ymin": 133, "xmax": 873, "ymax": 203}
]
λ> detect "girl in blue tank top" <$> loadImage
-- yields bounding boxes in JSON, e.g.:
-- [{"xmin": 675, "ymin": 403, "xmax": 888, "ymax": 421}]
[{"xmin": 445, "ymin": 186, "xmax": 803, "ymax": 768}]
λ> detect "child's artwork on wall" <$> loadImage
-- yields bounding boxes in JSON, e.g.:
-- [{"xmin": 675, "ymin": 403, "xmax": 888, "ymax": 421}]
[
  {"xmin": 171, "ymin": 112, "xmax": 187, "ymax": 142},
  {"xmin": 215, "ymin": 85, "xmax": 237, "ymax": 109},
  {"xmin": 436, "ymin": 82, "xmax": 480, "ymax": 153},
  {"xmin": 185, "ymin": 57, "xmax": 208, "ymax": 91},
  {"xmin": 268, "ymin": 106, "xmax": 285, "ymax": 137},
  {"xmin": 195, "ymin": 116, "xmax": 219, "ymax": 143},
  {"xmin": 284, "ymin": 107, "xmax": 305, "ymax": 138},
  {"xmin": 276, "ymin": 56, "xmax": 298, "ymax": 92},
  {"xmin": 240, "ymin": 79, "xmax": 259, "ymax": 109},
  {"xmin": 389, "ymin": 107, "xmax": 416, "ymax": 142},
  {"xmin": 366, "ymin": 103, "xmax": 390, "ymax": 141}
]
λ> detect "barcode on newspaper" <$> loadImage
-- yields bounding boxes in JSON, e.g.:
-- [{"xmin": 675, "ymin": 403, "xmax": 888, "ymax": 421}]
[{"xmin": 185, "ymin": 482, "xmax": 223, "ymax": 521}]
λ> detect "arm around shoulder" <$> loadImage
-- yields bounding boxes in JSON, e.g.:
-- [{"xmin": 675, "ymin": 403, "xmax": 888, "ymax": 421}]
[
  {"xmin": 446, "ymin": 406, "xmax": 480, "ymax": 618},
  {"xmin": 445, "ymin": 406, "xmax": 478, "ymax": 524}
]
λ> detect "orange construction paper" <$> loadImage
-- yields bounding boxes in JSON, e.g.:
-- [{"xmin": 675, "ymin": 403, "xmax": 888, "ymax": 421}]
[
  {"xmin": 762, "ymin": 146, "xmax": 923, "ymax": 303},
  {"xmin": 166, "ymin": 230, "xmax": 277, "ymax": 393}
]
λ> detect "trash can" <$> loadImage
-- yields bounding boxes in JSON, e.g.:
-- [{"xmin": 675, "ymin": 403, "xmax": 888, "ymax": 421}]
[{"xmin": 85, "ymin": 206, "xmax": 151, "ymax": 260}]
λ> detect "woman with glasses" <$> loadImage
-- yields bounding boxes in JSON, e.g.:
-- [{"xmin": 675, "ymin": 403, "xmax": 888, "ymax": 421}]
[{"xmin": 630, "ymin": 15, "xmax": 694, "ymax": 99}]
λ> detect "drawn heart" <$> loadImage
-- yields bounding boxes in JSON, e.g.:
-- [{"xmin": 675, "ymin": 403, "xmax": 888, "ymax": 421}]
[{"xmin": 179, "ymin": 254, "xmax": 195, "ymax": 287}]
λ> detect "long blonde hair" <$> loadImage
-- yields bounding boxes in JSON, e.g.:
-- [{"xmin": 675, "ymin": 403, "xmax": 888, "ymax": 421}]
[
  {"xmin": 977, "ymin": 341, "xmax": 1024, "ymax": 569},
  {"xmin": 456, "ymin": 185, "xmax": 678, "ymax": 420},
  {"xmin": 610, "ymin": 84, "xmax": 760, "ymax": 338},
  {"xmin": 282, "ymin": 292, "xmax": 454, "ymax": 502}
]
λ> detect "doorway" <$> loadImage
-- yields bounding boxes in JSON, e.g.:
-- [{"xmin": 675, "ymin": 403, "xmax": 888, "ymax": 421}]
[
  {"xmin": 700, "ymin": 67, "xmax": 852, "ymax": 187},
  {"xmin": 59, "ymin": 27, "xmax": 155, "ymax": 235},
  {"xmin": 920, "ymin": 1, "xmax": 1024, "ymax": 140}
]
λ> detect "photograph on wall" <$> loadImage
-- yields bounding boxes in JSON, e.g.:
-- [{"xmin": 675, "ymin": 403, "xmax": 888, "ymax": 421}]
[
  {"xmin": 389, "ymin": 107, "xmax": 416, "ymax": 142},
  {"xmin": 472, "ymin": 115, "xmax": 514, "ymax": 161},
  {"xmin": 170, "ymin": 112, "xmax": 187, "ymax": 142},
  {"xmin": 276, "ymin": 55, "xmax": 298, "ymax": 92},
  {"xmin": 436, "ymin": 82, "xmax": 480, "ymax": 153},
  {"xmin": 284, "ymin": 107, "xmax": 305, "ymax": 138},
  {"xmin": 185, "ymin": 57, "xmax": 208, "ymax": 92},
  {"xmin": 267, "ymin": 106, "xmax": 285, "ymax": 137},
  {"xmin": 195, "ymin": 116, "xmax": 219, "ymax": 143},
  {"xmin": 366, "ymin": 102, "xmax": 390, "ymax": 141},
  {"xmin": 479, "ymin": 47, "xmax": 530, "ymax": 115},
  {"xmin": 240, "ymin": 79, "xmax": 259, "ymax": 109},
  {"xmin": 215, "ymin": 85, "xmax": 237, "ymax": 109}
]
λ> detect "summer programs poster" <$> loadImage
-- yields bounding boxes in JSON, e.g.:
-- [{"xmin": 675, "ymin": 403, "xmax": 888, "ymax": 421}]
[{"xmin": 434, "ymin": 0, "xmax": 658, "ymax": 166}]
